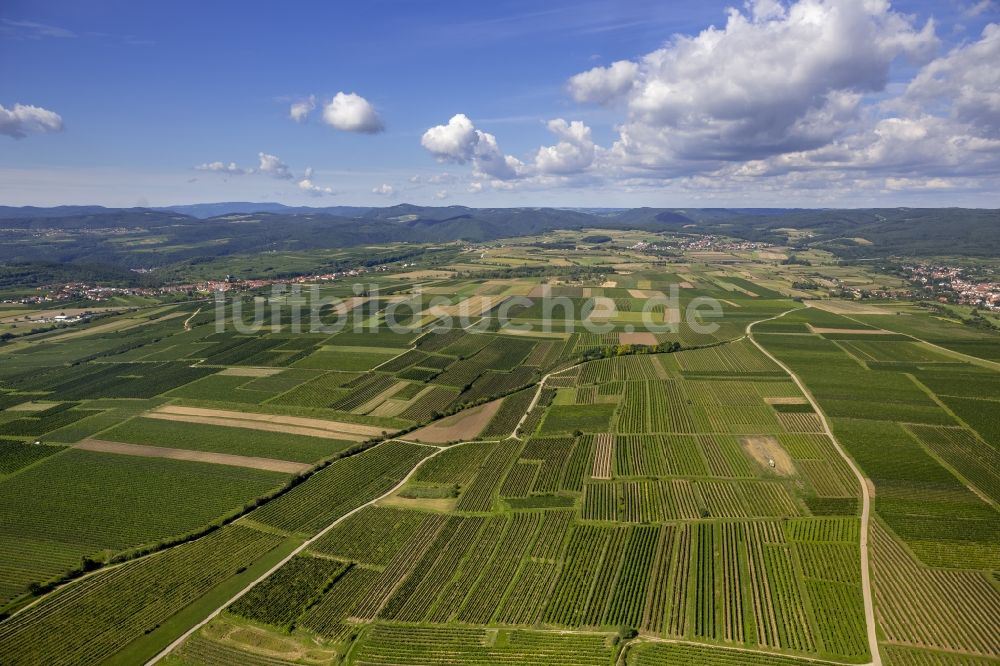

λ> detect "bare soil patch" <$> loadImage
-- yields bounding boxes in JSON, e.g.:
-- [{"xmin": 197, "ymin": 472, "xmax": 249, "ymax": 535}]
[
  {"xmin": 619, "ymin": 332, "xmax": 658, "ymax": 346},
  {"xmin": 218, "ymin": 367, "xmax": 284, "ymax": 377},
  {"xmin": 740, "ymin": 436, "xmax": 795, "ymax": 476},
  {"xmin": 808, "ymin": 325, "xmax": 896, "ymax": 335},
  {"xmin": 379, "ymin": 494, "xmax": 458, "ymax": 512},
  {"xmin": 600, "ymin": 281, "xmax": 618, "ymax": 288},
  {"xmin": 407, "ymin": 399, "xmax": 503, "ymax": 444},
  {"xmin": 148, "ymin": 405, "xmax": 387, "ymax": 440},
  {"xmin": 806, "ymin": 300, "xmax": 892, "ymax": 315},
  {"xmin": 76, "ymin": 439, "xmax": 311, "ymax": 474},
  {"xmin": 6, "ymin": 401, "xmax": 59, "ymax": 412}
]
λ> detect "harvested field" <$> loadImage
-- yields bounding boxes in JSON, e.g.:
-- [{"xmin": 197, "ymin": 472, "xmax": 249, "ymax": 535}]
[
  {"xmin": 806, "ymin": 300, "xmax": 893, "ymax": 315},
  {"xmin": 809, "ymin": 326, "xmax": 896, "ymax": 335},
  {"xmin": 146, "ymin": 405, "xmax": 387, "ymax": 441},
  {"xmin": 740, "ymin": 435, "xmax": 795, "ymax": 476},
  {"xmin": 6, "ymin": 401, "xmax": 59, "ymax": 412},
  {"xmin": 422, "ymin": 296, "xmax": 507, "ymax": 317},
  {"xmin": 406, "ymin": 398, "xmax": 504, "ymax": 444},
  {"xmin": 601, "ymin": 281, "xmax": 618, "ymax": 288},
  {"xmin": 217, "ymin": 367, "xmax": 284, "ymax": 377},
  {"xmin": 75, "ymin": 439, "xmax": 311, "ymax": 474},
  {"xmin": 619, "ymin": 332, "xmax": 658, "ymax": 345}
]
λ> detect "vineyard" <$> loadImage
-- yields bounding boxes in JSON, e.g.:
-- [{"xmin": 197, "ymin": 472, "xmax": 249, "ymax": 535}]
[{"xmin": 2, "ymin": 245, "xmax": 994, "ymax": 666}]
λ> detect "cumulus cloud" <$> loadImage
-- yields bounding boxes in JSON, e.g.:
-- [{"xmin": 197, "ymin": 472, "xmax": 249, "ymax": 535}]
[
  {"xmin": 421, "ymin": 114, "xmax": 522, "ymax": 179},
  {"xmin": 567, "ymin": 60, "xmax": 638, "ymax": 104},
  {"xmin": 195, "ymin": 161, "xmax": 247, "ymax": 174},
  {"xmin": 372, "ymin": 183, "xmax": 395, "ymax": 195},
  {"xmin": 289, "ymin": 95, "xmax": 316, "ymax": 123},
  {"xmin": 298, "ymin": 177, "xmax": 334, "ymax": 196},
  {"xmin": 257, "ymin": 152, "xmax": 293, "ymax": 180},
  {"xmin": 434, "ymin": 190, "xmax": 449, "ymax": 200},
  {"xmin": 570, "ymin": 0, "xmax": 938, "ymax": 168},
  {"xmin": 902, "ymin": 23, "xmax": 1000, "ymax": 138},
  {"xmin": 322, "ymin": 92, "xmax": 384, "ymax": 133},
  {"xmin": 534, "ymin": 119, "xmax": 596, "ymax": 174},
  {"xmin": 0, "ymin": 103, "xmax": 64, "ymax": 139}
]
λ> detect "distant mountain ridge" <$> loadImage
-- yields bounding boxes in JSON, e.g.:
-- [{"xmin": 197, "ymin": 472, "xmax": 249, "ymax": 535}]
[{"xmin": 0, "ymin": 204, "xmax": 996, "ymax": 261}]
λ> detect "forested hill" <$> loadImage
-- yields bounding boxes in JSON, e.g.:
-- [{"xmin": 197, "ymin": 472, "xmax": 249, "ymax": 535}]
[{"xmin": 0, "ymin": 205, "xmax": 996, "ymax": 266}]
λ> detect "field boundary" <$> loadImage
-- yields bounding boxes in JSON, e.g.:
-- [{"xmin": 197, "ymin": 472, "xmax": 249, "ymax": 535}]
[
  {"xmin": 748, "ymin": 309, "xmax": 881, "ymax": 666},
  {"xmin": 144, "ymin": 439, "xmax": 447, "ymax": 665}
]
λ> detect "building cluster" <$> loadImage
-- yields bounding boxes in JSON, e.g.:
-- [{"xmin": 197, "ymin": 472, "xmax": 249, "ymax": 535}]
[
  {"xmin": 901, "ymin": 264, "xmax": 1000, "ymax": 310},
  {"xmin": 2, "ymin": 265, "xmax": 394, "ymax": 306},
  {"xmin": 629, "ymin": 237, "xmax": 773, "ymax": 253}
]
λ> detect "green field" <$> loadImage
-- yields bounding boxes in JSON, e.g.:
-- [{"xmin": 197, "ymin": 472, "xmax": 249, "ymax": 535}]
[{"xmin": 0, "ymin": 233, "xmax": 997, "ymax": 665}]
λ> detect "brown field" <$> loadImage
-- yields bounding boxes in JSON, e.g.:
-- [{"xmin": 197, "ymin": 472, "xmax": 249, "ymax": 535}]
[
  {"xmin": 585, "ymin": 297, "xmax": 617, "ymax": 320},
  {"xmin": 740, "ymin": 435, "xmax": 795, "ymax": 476},
  {"xmin": 218, "ymin": 367, "xmax": 284, "ymax": 377},
  {"xmin": 6, "ymin": 401, "xmax": 59, "ymax": 412},
  {"xmin": 600, "ymin": 281, "xmax": 618, "ymax": 288},
  {"xmin": 146, "ymin": 405, "xmax": 388, "ymax": 441},
  {"xmin": 806, "ymin": 300, "xmax": 893, "ymax": 315},
  {"xmin": 619, "ymin": 332, "xmax": 658, "ymax": 345},
  {"xmin": 379, "ymin": 494, "xmax": 458, "ymax": 512},
  {"xmin": 421, "ymin": 295, "xmax": 507, "ymax": 317},
  {"xmin": 406, "ymin": 399, "xmax": 503, "ymax": 444},
  {"xmin": 76, "ymin": 439, "xmax": 311, "ymax": 474},
  {"xmin": 808, "ymin": 326, "xmax": 897, "ymax": 334}
]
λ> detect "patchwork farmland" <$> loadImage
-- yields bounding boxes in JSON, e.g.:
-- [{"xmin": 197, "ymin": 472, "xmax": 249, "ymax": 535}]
[{"xmin": 0, "ymin": 231, "xmax": 996, "ymax": 666}]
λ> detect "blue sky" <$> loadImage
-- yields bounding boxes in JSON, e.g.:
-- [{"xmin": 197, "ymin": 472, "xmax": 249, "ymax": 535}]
[{"xmin": 1, "ymin": 0, "xmax": 998, "ymax": 207}]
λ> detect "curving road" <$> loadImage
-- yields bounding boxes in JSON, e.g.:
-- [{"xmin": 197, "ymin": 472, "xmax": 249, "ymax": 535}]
[{"xmin": 746, "ymin": 310, "xmax": 881, "ymax": 666}]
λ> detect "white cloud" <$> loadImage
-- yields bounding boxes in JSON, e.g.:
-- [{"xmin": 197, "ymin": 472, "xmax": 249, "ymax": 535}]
[
  {"xmin": 903, "ymin": 23, "xmax": 1000, "ymax": 138},
  {"xmin": 0, "ymin": 19, "xmax": 75, "ymax": 39},
  {"xmin": 322, "ymin": 92, "xmax": 384, "ymax": 133},
  {"xmin": 297, "ymin": 178, "xmax": 334, "ymax": 196},
  {"xmin": 289, "ymin": 95, "xmax": 316, "ymax": 123},
  {"xmin": 567, "ymin": 60, "xmax": 638, "ymax": 104},
  {"xmin": 570, "ymin": 0, "xmax": 938, "ymax": 169},
  {"xmin": 963, "ymin": 0, "xmax": 995, "ymax": 17},
  {"xmin": 194, "ymin": 161, "xmax": 247, "ymax": 174},
  {"xmin": 421, "ymin": 113, "xmax": 479, "ymax": 162},
  {"xmin": 372, "ymin": 183, "xmax": 395, "ymax": 195},
  {"xmin": 421, "ymin": 114, "xmax": 521, "ymax": 179},
  {"xmin": 0, "ymin": 103, "xmax": 64, "ymax": 139},
  {"xmin": 534, "ymin": 119, "xmax": 596, "ymax": 174},
  {"xmin": 434, "ymin": 190, "xmax": 449, "ymax": 200},
  {"xmin": 257, "ymin": 152, "xmax": 293, "ymax": 180}
]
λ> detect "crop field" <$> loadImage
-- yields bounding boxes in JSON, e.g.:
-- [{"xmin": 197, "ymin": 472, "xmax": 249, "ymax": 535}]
[
  {"xmin": 2, "ymin": 241, "xmax": 996, "ymax": 666},
  {"xmin": 100, "ymin": 416, "xmax": 351, "ymax": 463},
  {"xmin": 0, "ymin": 449, "xmax": 285, "ymax": 604}
]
